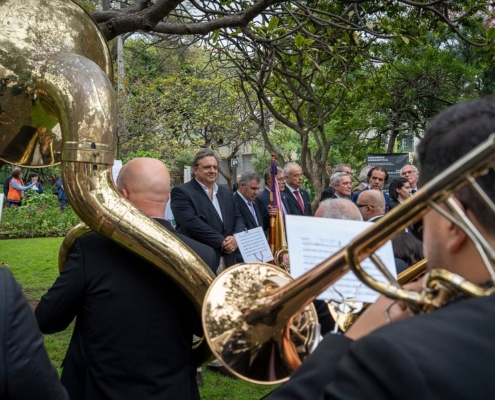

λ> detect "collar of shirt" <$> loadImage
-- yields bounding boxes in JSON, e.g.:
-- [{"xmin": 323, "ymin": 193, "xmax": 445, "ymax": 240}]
[
  {"xmin": 285, "ymin": 184, "xmax": 299, "ymax": 194},
  {"xmin": 237, "ymin": 191, "xmax": 252, "ymax": 207},
  {"xmin": 196, "ymin": 178, "xmax": 218, "ymax": 198}
]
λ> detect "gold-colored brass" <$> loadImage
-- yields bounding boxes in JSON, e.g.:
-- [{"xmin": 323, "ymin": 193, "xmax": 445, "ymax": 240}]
[
  {"xmin": 2, "ymin": 0, "xmax": 215, "ymax": 365},
  {"xmin": 203, "ymin": 134, "xmax": 495, "ymax": 383},
  {"xmin": 274, "ymin": 246, "xmax": 290, "ymax": 272},
  {"xmin": 327, "ymin": 259, "xmax": 427, "ymax": 332}
]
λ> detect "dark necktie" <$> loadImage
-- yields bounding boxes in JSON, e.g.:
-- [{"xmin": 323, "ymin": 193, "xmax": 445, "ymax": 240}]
[
  {"xmin": 411, "ymin": 189, "xmax": 417, "ymax": 195},
  {"xmin": 294, "ymin": 190, "xmax": 305, "ymax": 213},
  {"xmin": 248, "ymin": 201, "xmax": 258, "ymax": 226}
]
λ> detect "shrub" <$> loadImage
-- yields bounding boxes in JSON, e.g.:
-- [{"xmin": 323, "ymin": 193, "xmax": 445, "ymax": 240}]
[{"xmin": 0, "ymin": 191, "xmax": 80, "ymax": 239}]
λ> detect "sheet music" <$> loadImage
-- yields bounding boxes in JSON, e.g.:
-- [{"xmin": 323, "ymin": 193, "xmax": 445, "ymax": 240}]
[
  {"xmin": 234, "ymin": 227, "xmax": 274, "ymax": 263},
  {"xmin": 286, "ymin": 215, "xmax": 396, "ymax": 303},
  {"xmin": 112, "ymin": 160, "xmax": 123, "ymax": 184}
]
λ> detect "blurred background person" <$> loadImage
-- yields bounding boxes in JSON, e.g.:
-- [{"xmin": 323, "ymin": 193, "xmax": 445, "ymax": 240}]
[
  {"xmin": 7, "ymin": 168, "xmax": 34, "ymax": 207},
  {"xmin": 392, "ymin": 232, "xmax": 424, "ymax": 268},
  {"xmin": 388, "ymin": 177, "xmax": 411, "ymax": 211},
  {"xmin": 26, "ymin": 172, "xmax": 44, "ymax": 195}
]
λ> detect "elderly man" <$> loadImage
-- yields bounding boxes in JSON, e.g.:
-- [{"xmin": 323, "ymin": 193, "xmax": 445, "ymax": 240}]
[
  {"xmin": 36, "ymin": 158, "xmax": 216, "ymax": 400},
  {"xmin": 321, "ymin": 164, "xmax": 353, "ymax": 201},
  {"xmin": 270, "ymin": 96, "xmax": 495, "ymax": 399},
  {"xmin": 257, "ymin": 166, "xmax": 289, "ymax": 216},
  {"xmin": 356, "ymin": 190, "xmax": 386, "ymax": 222},
  {"xmin": 171, "ymin": 149, "xmax": 245, "ymax": 273},
  {"xmin": 315, "ymin": 198, "xmax": 362, "ymax": 220},
  {"xmin": 283, "ymin": 162, "xmax": 312, "ymax": 216},
  {"xmin": 401, "ymin": 164, "xmax": 420, "ymax": 194},
  {"xmin": 328, "ymin": 172, "xmax": 352, "ymax": 199}
]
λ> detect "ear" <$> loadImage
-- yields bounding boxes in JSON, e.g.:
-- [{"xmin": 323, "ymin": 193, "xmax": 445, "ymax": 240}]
[
  {"xmin": 445, "ymin": 201, "xmax": 468, "ymax": 253},
  {"xmin": 121, "ymin": 188, "xmax": 129, "ymax": 200}
]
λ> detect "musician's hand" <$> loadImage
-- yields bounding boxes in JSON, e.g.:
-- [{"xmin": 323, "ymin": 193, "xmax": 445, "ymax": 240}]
[{"xmin": 345, "ymin": 279, "xmax": 423, "ymax": 341}]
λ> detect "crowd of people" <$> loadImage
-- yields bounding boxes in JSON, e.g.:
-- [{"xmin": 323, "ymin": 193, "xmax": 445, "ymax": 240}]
[
  {"xmin": 2, "ymin": 168, "xmax": 67, "ymax": 210},
  {"xmin": 1, "ymin": 96, "xmax": 495, "ymax": 399}
]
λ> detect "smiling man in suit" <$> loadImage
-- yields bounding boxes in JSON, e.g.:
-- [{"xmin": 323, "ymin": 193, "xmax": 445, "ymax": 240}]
[
  {"xmin": 171, "ymin": 149, "xmax": 245, "ymax": 273},
  {"xmin": 283, "ymin": 162, "xmax": 312, "ymax": 216}
]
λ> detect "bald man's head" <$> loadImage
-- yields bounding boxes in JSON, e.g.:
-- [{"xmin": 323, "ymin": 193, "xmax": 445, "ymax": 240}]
[
  {"xmin": 356, "ymin": 190, "xmax": 385, "ymax": 221},
  {"xmin": 117, "ymin": 158, "xmax": 170, "ymax": 217}
]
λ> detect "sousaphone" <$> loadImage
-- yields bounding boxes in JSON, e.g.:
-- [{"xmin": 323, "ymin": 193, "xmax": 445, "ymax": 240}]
[{"xmin": 0, "ymin": 0, "xmax": 215, "ymax": 364}]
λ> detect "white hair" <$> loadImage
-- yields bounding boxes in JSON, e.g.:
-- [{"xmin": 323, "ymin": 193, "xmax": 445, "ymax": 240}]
[{"xmin": 316, "ymin": 199, "xmax": 362, "ymax": 221}]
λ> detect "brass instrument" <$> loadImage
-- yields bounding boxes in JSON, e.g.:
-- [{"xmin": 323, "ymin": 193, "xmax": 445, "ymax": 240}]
[
  {"xmin": 327, "ymin": 259, "xmax": 427, "ymax": 332},
  {"xmin": 202, "ymin": 134, "xmax": 495, "ymax": 383},
  {"xmin": 274, "ymin": 246, "xmax": 290, "ymax": 272},
  {"xmin": 1, "ymin": 0, "xmax": 215, "ymax": 364}
]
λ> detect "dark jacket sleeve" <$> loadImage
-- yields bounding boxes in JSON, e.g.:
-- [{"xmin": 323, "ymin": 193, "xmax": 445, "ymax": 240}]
[
  {"xmin": 0, "ymin": 268, "xmax": 68, "ymax": 400},
  {"xmin": 171, "ymin": 185, "xmax": 226, "ymax": 249},
  {"xmin": 232, "ymin": 197, "xmax": 246, "ymax": 234},
  {"xmin": 35, "ymin": 240, "xmax": 86, "ymax": 334}
]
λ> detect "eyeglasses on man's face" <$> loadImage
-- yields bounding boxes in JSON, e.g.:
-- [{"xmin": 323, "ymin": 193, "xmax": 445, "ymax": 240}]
[{"xmin": 356, "ymin": 204, "xmax": 375, "ymax": 208}]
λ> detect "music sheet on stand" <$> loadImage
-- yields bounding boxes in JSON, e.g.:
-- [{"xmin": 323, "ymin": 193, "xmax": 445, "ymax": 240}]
[{"xmin": 286, "ymin": 215, "xmax": 397, "ymax": 303}]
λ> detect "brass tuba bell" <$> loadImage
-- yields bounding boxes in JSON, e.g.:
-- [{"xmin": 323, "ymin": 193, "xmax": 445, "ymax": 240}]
[{"xmin": 0, "ymin": 0, "xmax": 215, "ymax": 364}]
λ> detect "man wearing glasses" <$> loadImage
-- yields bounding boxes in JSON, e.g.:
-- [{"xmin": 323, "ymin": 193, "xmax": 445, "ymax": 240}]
[
  {"xmin": 400, "ymin": 164, "xmax": 419, "ymax": 194},
  {"xmin": 356, "ymin": 190, "xmax": 385, "ymax": 222}
]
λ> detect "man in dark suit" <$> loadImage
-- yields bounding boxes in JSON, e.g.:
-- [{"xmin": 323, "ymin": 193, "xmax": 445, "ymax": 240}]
[
  {"xmin": 171, "ymin": 148, "xmax": 245, "ymax": 273},
  {"xmin": 352, "ymin": 166, "xmax": 390, "ymax": 212},
  {"xmin": 257, "ymin": 166, "xmax": 290, "ymax": 217},
  {"xmin": 0, "ymin": 267, "xmax": 68, "ymax": 400},
  {"xmin": 235, "ymin": 171, "xmax": 269, "ymax": 233},
  {"xmin": 283, "ymin": 162, "xmax": 312, "ymax": 216},
  {"xmin": 320, "ymin": 164, "xmax": 352, "ymax": 201},
  {"xmin": 36, "ymin": 158, "xmax": 216, "ymax": 400},
  {"xmin": 327, "ymin": 172, "xmax": 352, "ymax": 200},
  {"xmin": 270, "ymin": 96, "xmax": 495, "ymax": 399}
]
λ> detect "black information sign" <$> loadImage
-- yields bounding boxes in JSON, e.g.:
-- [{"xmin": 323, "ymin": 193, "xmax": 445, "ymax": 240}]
[{"xmin": 366, "ymin": 153, "xmax": 409, "ymax": 191}]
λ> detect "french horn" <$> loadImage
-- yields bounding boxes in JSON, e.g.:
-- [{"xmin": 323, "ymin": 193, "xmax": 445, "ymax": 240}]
[
  {"xmin": 0, "ymin": 0, "xmax": 215, "ymax": 364},
  {"xmin": 202, "ymin": 134, "xmax": 495, "ymax": 383}
]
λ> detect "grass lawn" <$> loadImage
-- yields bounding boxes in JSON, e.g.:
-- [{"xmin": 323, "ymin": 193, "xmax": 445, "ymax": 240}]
[{"xmin": 0, "ymin": 238, "xmax": 278, "ymax": 399}]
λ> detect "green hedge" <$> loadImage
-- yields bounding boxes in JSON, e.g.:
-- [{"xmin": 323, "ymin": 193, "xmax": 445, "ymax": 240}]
[{"xmin": 0, "ymin": 192, "xmax": 80, "ymax": 239}]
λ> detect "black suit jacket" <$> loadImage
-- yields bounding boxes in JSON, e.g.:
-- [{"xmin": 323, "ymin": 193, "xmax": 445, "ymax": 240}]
[
  {"xmin": 284, "ymin": 186, "xmax": 312, "ymax": 216},
  {"xmin": 35, "ymin": 219, "xmax": 215, "ymax": 400},
  {"xmin": 271, "ymin": 295, "xmax": 495, "ymax": 400},
  {"xmin": 171, "ymin": 179, "xmax": 245, "ymax": 267},
  {"xmin": 235, "ymin": 192, "xmax": 268, "ymax": 233},
  {"xmin": 320, "ymin": 186, "xmax": 335, "ymax": 201},
  {"xmin": 0, "ymin": 268, "xmax": 68, "ymax": 400},
  {"xmin": 257, "ymin": 188, "xmax": 290, "ymax": 216}
]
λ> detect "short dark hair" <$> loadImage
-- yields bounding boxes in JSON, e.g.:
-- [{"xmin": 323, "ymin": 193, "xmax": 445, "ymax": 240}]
[
  {"xmin": 388, "ymin": 178, "xmax": 409, "ymax": 202},
  {"xmin": 417, "ymin": 95, "xmax": 495, "ymax": 233},
  {"xmin": 367, "ymin": 166, "xmax": 389, "ymax": 184},
  {"xmin": 335, "ymin": 164, "xmax": 351, "ymax": 173},
  {"xmin": 192, "ymin": 148, "xmax": 219, "ymax": 168},
  {"xmin": 12, "ymin": 169, "xmax": 21, "ymax": 179},
  {"xmin": 29, "ymin": 172, "xmax": 38, "ymax": 179}
]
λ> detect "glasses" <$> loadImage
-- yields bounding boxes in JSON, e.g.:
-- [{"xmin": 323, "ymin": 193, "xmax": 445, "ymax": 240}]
[
  {"xmin": 277, "ymin": 178, "xmax": 286, "ymax": 182},
  {"xmin": 401, "ymin": 170, "xmax": 417, "ymax": 175},
  {"xmin": 356, "ymin": 204, "xmax": 375, "ymax": 208}
]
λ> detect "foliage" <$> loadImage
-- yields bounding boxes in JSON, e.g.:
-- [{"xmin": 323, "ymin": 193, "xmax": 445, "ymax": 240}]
[
  {"xmin": 0, "ymin": 237, "xmax": 278, "ymax": 396},
  {"xmin": 0, "ymin": 193, "xmax": 80, "ymax": 239}
]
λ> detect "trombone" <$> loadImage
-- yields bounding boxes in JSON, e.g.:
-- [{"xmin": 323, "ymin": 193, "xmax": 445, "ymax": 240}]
[{"xmin": 202, "ymin": 134, "xmax": 495, "ymax": 384}]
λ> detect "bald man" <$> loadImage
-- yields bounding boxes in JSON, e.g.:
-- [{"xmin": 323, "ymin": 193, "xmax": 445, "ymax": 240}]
[
  {"xmin": 356, "ymin": 190, "xmax": 386, "ymax": 222},
  {"xmin": 36, "ymin": 158, "xmax": 216, "ymax": 400},
  {"xmin": 315, "ymin": 199, "xmax": 362, "ymax": 220}
]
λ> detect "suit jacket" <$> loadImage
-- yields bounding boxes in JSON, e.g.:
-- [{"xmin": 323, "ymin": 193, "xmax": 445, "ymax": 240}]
[
  {"xmin": 257, "ymin": 188, "xmax": 290, "ymax": 216},
  {"xmin": 270, "ymin": 294, "xmax": 495, "ymax": 400},
  {"xmin": 235, "ymin": 192, "xmax": 268, "ymax": 232},
  {"xmin": 283, "ymin": 186, "xmax": 312, "ymax": 216},
  {"xmin": 171, "ymin": 179, "xmax": 245, "ymax": 267},
  {"xmin": 352, "ymin": 188, "xmax": 390, "ymax": 212},
  {"xmin": 0, "ymin": 268, "xmax": 68, "ymax": 400},
  {"xmin": 35, "ymin": 218, "xmax": 216, "ymax": 400},
  {"xmin": 320, "ymin": 187, "xmax": 335, "ymax": 201}
]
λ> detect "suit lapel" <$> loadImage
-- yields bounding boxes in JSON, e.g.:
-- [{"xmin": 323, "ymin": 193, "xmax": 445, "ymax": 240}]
[
  {"xmin": 192, "ymin": 180, "xmax": 224, "ymax": 226},
  {"xmin": 237, "ymin": 194, "xmax": 257, "ymax": 227}
]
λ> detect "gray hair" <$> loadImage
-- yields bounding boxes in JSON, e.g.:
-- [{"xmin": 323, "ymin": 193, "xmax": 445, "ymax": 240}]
[
  {"xmin": 400, "ymin": 164, "xmax": 419, "ymax": 174},
  {"xmin": 358, "ymin": 165, "xmax": 373, "ymax": 183},
  {"xmin": 330, "ymin": 172, "xmax": 348, "ymax": 187},
  {"xmin": 192, "ymin": 148, "xmax": 219, "ymax": 168},
  {"xmin": 335, "ymin": 164, "xmax": 351, "ymax": 173},
  {"xmin": 263, "ymin": 166, "xmax": 283, "ymax": 183},
  {"xmin": 239, "ymin": 171, "xmax": 261, "ymax": 185},
  {"xmin": 283, "ymin": 162, "xmax": 300, "ymax": 178},
  {"xmin": 316, "ymin": 199, "xmax": 362, "ymax": 221}
]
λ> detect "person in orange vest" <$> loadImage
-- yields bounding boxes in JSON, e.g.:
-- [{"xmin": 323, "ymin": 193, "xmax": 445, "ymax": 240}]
[{"xmin": 7, "ymin": 169, "xmax": 34, "ymax": 207}]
